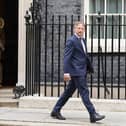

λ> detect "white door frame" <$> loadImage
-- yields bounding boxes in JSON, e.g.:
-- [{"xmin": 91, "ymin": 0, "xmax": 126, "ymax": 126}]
[{"xmin": 17, "ymin": 0, "xmax": 32, "ymax": 86}]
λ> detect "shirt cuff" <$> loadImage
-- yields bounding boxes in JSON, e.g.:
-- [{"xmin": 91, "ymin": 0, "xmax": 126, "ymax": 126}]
[{"xmin": 64, "ymin": 73, "xmax": 70, "ymax": 76}]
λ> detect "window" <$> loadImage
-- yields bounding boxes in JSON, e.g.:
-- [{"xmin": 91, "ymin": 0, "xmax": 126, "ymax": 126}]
[
  {"xmin": 89, "ymin": 0, "xmax": 104, "ymax": 14},
  {"xmin": 85, "ymin": 0, "xmax": 126, "ymax": 39},
  {"xmin": 84, "ymin": 0, "xmax": 126, "ymax": 52}
]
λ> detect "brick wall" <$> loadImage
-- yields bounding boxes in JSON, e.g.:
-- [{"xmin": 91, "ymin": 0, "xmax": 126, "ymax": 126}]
[
  {"xmin": 40, "ymin": 0, "xmax": 82, "ymax": 82},
  {"xmin": 40, "ymin": 0, "xmax": 82, "ymax": 23}
]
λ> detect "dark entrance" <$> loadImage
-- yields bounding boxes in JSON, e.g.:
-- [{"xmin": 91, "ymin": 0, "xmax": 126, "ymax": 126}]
[{"xmin": 0, "ymin": 0, "xmax": 18, "ymax": 87}]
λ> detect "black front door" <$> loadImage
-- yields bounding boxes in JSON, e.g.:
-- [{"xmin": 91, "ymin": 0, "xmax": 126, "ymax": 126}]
[
  {"xmin": 0, "ymin": 0, "xmax": 5, "ymax": 86},
  {"xmin": 2, "ymin": 0, "xmax": 18, "ymax": 87}
]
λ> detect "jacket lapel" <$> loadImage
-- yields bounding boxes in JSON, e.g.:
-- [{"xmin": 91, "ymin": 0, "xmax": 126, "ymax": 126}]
[
  {"xmin": 82, "ymin": 38, "xmax": 88, "ymax": 53},
  {"xmin": 73, "ymin": 35, "xmax": 87, "ymax": 55}
]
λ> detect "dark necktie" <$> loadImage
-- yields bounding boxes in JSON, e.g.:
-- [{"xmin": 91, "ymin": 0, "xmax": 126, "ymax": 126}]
[{"xmin": 80, "ymin": 38, "xmax": 86, "ymax": 53}]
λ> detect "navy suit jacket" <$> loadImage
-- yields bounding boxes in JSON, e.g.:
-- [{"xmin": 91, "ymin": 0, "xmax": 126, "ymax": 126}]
[{"xmin": 64, "ymin": 35, "xmax": 93, "ymax": 76}]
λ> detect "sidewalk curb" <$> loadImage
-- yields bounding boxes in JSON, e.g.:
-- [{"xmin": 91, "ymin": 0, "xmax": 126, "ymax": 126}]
[{"xmin": 19, "ymin": 96, "xmax": 126, "ymax": 112}]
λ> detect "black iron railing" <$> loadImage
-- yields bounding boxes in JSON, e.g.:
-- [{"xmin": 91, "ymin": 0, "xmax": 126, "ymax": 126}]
[
  {"xmin": 25, "ymin": 7, "xmax": 126, "ymax": 99},
  {"xmin": 24, "ymin": 1, "xmax": 41, "ymax": 96}
]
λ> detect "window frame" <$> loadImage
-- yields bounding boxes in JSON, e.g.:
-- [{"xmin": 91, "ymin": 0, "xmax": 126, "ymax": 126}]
[{"xmin": 83, "ymin": 0, "xmax": 126, "ymax": 52}]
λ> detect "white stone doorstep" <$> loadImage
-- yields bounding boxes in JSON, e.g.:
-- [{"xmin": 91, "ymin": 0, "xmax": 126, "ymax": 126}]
[{"xmin": 19, "ymin": 96, "xmax": 126, "ymax": 112}]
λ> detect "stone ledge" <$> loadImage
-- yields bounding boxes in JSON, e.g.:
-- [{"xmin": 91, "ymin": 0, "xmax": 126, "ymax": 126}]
[
  {"xmin": 0, "ymin": 98, "xmax": 19, "ymax": 108},
  {"xmin": 19, "ymin": 96, "xmax": 126, "ymax": 112}
]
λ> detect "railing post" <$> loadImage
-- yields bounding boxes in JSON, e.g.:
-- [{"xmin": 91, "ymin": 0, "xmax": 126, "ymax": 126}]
[
  {"xmin": 96, "ymin": 12, "xmax": 101, "ymax": 98},
  {"xmin": 24, "ymin": 11, "xmax": 31, "ymax": 96},
  {"xmin": 24, "ymin": 0, "xmax": 41, "ymax": 96}
]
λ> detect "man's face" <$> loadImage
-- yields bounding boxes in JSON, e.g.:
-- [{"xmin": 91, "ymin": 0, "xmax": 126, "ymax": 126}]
[{"xmin": 74, "ymin": 23, "xmax": 84, "ymax": 38}]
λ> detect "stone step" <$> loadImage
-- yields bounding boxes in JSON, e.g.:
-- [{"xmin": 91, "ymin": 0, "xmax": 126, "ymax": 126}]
[
  {"xmin": 0, "ymin": 98, "xmax": 19, "ymax": 107},
  {"xmin": 0, "ymin": 88, "xmax": 14, "ymax": 96},
  {"xmin": 0, "ymin": 88, "xmax": 19, "ymax": 107}
]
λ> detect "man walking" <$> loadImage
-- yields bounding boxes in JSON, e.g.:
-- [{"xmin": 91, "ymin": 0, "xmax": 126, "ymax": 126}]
[{"xmin": 50, "ymin": 21, "xmax": 105, "ymax": 123}]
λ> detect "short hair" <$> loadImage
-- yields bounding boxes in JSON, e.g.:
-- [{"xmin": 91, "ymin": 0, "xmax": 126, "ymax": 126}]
[{"xmin": 73, "ymin": 21, "xmax": 85, "ymax": 29}]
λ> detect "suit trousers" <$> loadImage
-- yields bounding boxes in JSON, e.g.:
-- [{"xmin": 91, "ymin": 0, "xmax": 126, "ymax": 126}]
[{"xmin": 53, "ymin": 76, "xmax": 96, "ymax": 114}]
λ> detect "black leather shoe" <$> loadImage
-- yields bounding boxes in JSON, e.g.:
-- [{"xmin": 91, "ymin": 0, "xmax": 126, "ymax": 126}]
[
  {"xmin": 90, "ymin": 113, "xmax": 105, "ymax": 123},
  {"xmin": 50, "ymin": 111, "xmax": 66, "ymax": 120}
]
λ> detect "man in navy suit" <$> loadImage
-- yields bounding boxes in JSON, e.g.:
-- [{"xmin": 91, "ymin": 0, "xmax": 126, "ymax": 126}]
[{"xmin": 51, "ymin": 21, "xmax": 105, "ymax": 123}]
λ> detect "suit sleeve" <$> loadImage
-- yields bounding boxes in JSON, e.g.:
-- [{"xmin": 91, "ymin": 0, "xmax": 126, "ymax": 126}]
[{"xmin": 63, "ymin": 39, "xmax": 74, "ymax": 73}]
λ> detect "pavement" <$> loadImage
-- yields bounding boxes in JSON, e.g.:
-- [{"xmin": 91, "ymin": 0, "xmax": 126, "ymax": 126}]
[{"xmin": 0, "ymin": 107, "xmax": 126, "ymax": 126}]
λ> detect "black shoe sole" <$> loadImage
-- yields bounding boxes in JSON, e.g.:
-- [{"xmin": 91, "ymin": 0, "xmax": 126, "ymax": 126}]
[
  {"xmin": 90, "ymin": 116, "xmax": 105, "ymax": 123},
  {"xmin": 50, "ymin": 113, "xmax": 66, "ymax": 120}
]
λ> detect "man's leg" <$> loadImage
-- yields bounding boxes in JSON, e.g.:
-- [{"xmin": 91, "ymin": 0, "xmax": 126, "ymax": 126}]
[
  {"xmin": 73, "ymin": 76, "xmax": 96, "ymax": 114},
  {"xmin": 52, "ymin": 79, "xmax": 76, "ymax": 112},
  {"xmin": 51, "ymin": 79, "xmax": 76, "ymax": 120},
  {"xmin": 73, "ymin": 76, "xmax": 105, "ymax": 122}
]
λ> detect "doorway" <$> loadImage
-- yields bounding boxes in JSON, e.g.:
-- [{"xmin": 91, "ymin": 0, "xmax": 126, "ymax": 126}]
[{"xmin": 1, "ymin": 0, "xmax": 18, "ymax": 87}]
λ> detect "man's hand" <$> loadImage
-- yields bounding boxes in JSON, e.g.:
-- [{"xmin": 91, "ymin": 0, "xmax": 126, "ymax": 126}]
[{"xmin": 64, "ymin": 73, "xmax": 71, "ymax": 82}]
